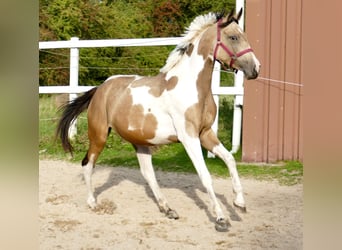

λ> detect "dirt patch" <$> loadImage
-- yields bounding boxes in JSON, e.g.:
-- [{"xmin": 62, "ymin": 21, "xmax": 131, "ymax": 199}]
[
  {"xmin": 92, "ymin": 199, "xmax": 117, "ymax": 215},
  {"xmin": 39, "ymin": 159, "xmax": 303, "ymax": 249},
  {"xmin": 46, "ymin": 195, "xmax": 70, "ymax": 205},
  {"xmin": 53, "ymin": 219, "xmax": 81, "ymax": 232}
]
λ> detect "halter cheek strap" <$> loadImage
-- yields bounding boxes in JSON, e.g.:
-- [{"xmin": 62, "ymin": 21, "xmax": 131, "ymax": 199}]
[{"xmin": 213, "ymin": 19, "xmax": 254, "ymax": 70}]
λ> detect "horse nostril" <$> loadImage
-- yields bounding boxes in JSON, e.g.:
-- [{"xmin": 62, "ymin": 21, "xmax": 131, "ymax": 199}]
[
  {"xmin": 253, "ymin": 68, "xmax": 259, "ymax": 78},
  {"xmin": 246, "ymin": 68, "xmax": 259, "ymax": 80}
]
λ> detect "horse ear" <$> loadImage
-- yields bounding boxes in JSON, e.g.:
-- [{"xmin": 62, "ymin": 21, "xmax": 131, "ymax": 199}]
[
  {"xmin": 227, "ymin": 8, "xmax": 235, "ymax": 21},
  {"xmin": 216, "ymin": 9, "xmax": 226, "ymax": 21},
  {"xmin": 237, "ymin": 7, "xmax": 243, "ymax": 21}
]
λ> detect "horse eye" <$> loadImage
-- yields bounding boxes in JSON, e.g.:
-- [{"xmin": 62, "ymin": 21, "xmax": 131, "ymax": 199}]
[{"xmin": 229, "ymin": 35, "xmax": 238, "ymax": 41}]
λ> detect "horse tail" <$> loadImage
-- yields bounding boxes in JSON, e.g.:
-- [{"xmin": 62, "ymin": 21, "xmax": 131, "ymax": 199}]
[{"xmin": 56, "ymin": 87, "xmax": 98, "ymax": 153}]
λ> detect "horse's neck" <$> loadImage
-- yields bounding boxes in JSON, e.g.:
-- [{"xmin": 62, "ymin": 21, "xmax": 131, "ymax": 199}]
[{"xmin": 168, "ymin": 26, "xmax": 216, "ymax": 96}]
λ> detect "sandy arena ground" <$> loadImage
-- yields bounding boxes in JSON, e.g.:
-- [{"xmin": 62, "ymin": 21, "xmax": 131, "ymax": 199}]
[{"xmin": 39, "ymin": 159, "xmax": 303, "ymax": 249}]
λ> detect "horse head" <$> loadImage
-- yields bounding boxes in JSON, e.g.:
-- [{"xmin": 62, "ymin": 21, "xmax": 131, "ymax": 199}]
[{"xmin": 213, "ymin": 8, "xmax": 260, "ymax": 80}]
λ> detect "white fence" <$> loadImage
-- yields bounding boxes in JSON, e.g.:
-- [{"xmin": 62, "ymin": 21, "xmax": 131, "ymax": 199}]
[{"xmin": 39, "ymin": 37, "xmax": 244, "ymax": 155}]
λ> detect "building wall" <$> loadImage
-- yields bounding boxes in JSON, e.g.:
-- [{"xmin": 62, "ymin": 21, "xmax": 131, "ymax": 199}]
[{"xmin": 242, "ymin": 0, "xmax": 303, "ymax": 162}]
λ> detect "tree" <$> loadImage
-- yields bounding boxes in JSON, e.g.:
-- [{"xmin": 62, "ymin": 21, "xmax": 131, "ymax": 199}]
[
  {"xmin": 39, "ymin": 0, "xmax": 235, "ymax": 86},
  {"xmin": 152, "ymin": 1, "xmax": 183, "ymax": 37},
  {"xmin": 39, "ymin": 0, "xmax": 155, "ymax": 86}
]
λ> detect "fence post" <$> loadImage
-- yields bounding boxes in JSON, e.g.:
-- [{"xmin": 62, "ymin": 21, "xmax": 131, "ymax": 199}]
[
  {"xmin": 207, "ymin": 61, "xmax": 221, "ymax": 158},
  {"xmin": 230, "ymin": 3, "xmax": 245, "ymax": 154},
  {"xmin": 231, "ymin": 71, "xmax": 244, "ymax": 153},
  {"xmin": 68, "ymin": 37, "xmax": 79, "ymax": 139}
]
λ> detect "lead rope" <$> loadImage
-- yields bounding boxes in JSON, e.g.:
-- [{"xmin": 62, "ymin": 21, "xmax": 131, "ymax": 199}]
[
  {"xmin": 256, "ymin": 77, "xmax": 304, "ymax": 87},
  {"xmin": 219, "ymin": 68, "xmax": 304, "ymax": 87}
]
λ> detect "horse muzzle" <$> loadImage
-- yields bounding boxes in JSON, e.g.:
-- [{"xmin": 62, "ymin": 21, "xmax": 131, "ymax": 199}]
[
  {"xmin": 245, "ymin": 67, "xmax": 259, "ymax": 80},
  {"xmin": 243, "ymin": 56, "xmax": 260, "ymax": 80}
]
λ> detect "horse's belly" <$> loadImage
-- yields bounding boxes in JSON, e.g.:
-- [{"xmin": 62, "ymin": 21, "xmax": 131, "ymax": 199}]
[
  {"xmin": 147, "ymin": 116, "xmax": 179, "ymax": 145},
  {"xmin": 114, "ymin": 108, "xmax": 178, "ymax": 146}
]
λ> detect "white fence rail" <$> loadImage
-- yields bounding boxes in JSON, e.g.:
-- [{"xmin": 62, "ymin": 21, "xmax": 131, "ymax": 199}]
[{"xmin": 39, "ymin": 37, "xmax": 244, "ymax": 155}]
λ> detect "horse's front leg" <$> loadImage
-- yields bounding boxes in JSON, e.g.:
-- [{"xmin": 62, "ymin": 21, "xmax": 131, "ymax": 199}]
[
  {"xmin": 200, "ymin": 129, "xmax": 246, "ymax": 212},
  {"xmin": 181, "ymin": 136, "xmax": 230, "ymax": 232},
  {"xmin": 134, "ymin": 145, "xmax": 179, "ymax": 220}
]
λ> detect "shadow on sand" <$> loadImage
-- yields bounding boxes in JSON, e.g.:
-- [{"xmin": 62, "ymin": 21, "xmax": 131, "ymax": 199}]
[{"xmin": 91, "ymin": 164, "xmax": 242, "ymax": 226}]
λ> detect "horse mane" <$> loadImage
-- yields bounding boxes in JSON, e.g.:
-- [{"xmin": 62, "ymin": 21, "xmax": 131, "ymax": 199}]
[{"xmin": 160, "ymin": 12, "xmax": 222, "ymax": 73}]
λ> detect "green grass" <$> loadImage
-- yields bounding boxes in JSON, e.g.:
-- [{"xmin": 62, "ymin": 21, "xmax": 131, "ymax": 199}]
[{"xmin": 39, "ymin": 94, "xmax": 303, "ymax": 186}]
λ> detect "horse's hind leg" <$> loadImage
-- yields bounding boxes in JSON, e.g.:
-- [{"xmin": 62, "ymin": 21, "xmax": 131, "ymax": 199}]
[
  {"xmin": 81, "ymin": 124, "xmax": 109, "ymax": 209},
  {"xmin": 134, "ymin": 145, "xmax": 179, "ymax": 219},
  {"xmin": 200, "ymin": 129, "xmax": 246, "ymax": 212},
  {"xmin": 82, "ymin": 153, "xmax": 97, "ymax": 209}
]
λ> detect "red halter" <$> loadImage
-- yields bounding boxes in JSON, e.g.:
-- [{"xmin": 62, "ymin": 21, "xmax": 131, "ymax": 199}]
[{"xmin": 213, "ymin": 19, "xmax": 254, "ymax": 70}]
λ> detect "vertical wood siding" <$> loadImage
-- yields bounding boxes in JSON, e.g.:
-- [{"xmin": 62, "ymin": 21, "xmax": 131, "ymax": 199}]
[{"xmin": 242, "ymin": 0, "xmax": 303, "ymax": 162}]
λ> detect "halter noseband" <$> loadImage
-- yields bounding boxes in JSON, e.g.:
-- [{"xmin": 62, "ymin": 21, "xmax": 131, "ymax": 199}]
[{"xmin": 213, "ymin": 19, "xmax": 253, "ymax": 71}]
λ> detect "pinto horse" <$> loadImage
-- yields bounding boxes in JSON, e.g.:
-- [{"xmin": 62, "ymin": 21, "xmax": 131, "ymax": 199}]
[{"xmin": 57, "ymin": 8, "xmax": 260, "ymax": 232}]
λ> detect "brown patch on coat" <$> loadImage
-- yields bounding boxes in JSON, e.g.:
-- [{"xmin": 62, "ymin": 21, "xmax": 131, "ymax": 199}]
[
  {"xmin": 167, "ymin": 135, "xmax": 179, "ymax": 142},
  {"xmin": 184, "ymin": 104, "xmax": 201, "ymax": 138},
  {"xmin": 184, "ymin": 58, "xmax": 216, "ymax": 138},
  {"xmin": 197, "ymin": 25, "xmax": 216, "ymax": 59},
  {"xmin": 112, "ymin": 89, "xmax": 158, "ymax": 146},
  {"xmin": 166, "ymin": 76, "xmax": 178, "ymax": 91},
  {"xmin": 130, "ymin": 73, "xmax": 178, "ymax": 97},
  {"xmin": 131, "ymin": 75, "xmax": 163, "ymax": 97},
  {"xmin": 86, "ymin": 79, "xmax": 130, "ymax": 162},
  {"xmin": 186, "ymin": 43, "xmax": 194, "ymax": 56},
  {"xmin": 129, "ymin": 104, "xmax": 158, "ymax": 142},
  {"xmin": 199, "ymin": 128, "xmax": 220, "ymax": 152},
  {"xmin": 105, "ymin": 76, "xmax": 137, "ymax": 89}
]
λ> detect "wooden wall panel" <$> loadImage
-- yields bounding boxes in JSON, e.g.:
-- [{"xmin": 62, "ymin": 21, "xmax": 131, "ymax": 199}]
[
  {"xmin": 242, "ymin": 0, "xmax": 270, "ymax": 162},
  {"xmin": 267, "ymin": 0, "xmax": 286, "ymax": 162},
  {"xmin": 242, "ymin": 0, "xmax": 303, "ymax": 162},
  {"xmin": 283, "ymin": 0, "xmax": 303, "ymax": 160}
]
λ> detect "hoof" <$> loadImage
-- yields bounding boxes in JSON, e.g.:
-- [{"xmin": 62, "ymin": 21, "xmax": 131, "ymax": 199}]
[
  {"xmin": 88, "ymin": 203, "xmax": 97, "ymax": 210},
  {"xmin": 215, "ymin": 218, "xmax": 230, "ymax": 232},
  {"xmin": 166, "ymin": 209, "xmax": 179, "ymax": 220},
  {"xmin": 87, "ymin": 197, "xmax": 97, "ymax": 209},
  {"xmin": 233, "ymin": 202, "xmax": 247, "ymax": 213}
]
